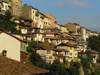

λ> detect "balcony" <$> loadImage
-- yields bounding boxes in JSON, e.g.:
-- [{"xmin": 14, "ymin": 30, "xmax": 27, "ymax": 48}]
[
  {"xmin": 77, "ymin": 40, "xmax": 87, "ymax": 44},
  {"xmin": 53, "ymin": 54, "xmax": 63, "ymax": 57},
  {"xmin": 40, "ymin": 15, "xmax": 44, "ymax": 19},
  {"xmin": 27, "ymin": 32, "xmax": 32, "ymax": 35},
  {"xmin": 24, "ymin": 22, "xmax": 31, "ymax": 26},
  {"xmin": 35, "ymin": 12, "xmax": 39, "ymax": 16}
]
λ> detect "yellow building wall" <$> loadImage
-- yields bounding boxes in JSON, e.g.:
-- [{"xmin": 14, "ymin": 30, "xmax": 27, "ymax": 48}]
[
  {"xmin": 43, "ymin": 17, "xmax": 52, "ymax": 28},
  {"xmin": 57, "ymin": 46, "xmax": 78, "ymax": 62}
]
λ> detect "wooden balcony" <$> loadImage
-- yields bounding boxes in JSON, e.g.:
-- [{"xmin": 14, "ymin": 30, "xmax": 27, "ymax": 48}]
[
  {"xmin": 35, "ymin": 12, "xmax": 39, "ymax": 16},
  {"xmin": 53, "ymin": 54, "xmax": 63, "ymax": 57},
  {"xmin": 27, "ymin": 32, "xmax": 32, "ymax": 35},
  {"xmin": 24, "ymin": 22, "xmax": 31, "ymax": 26}
]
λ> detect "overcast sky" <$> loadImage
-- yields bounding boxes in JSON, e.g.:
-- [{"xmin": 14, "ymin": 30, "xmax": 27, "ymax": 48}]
[{"xmin": 20, "ymin": 0, "xmax": 100, "ymax": 32}]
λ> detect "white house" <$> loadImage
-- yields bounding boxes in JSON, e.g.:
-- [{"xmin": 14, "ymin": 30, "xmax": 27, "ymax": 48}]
[
  {"xmin": 0, "ymin": 29, "xmax": 27, "ymax": 61},
  {"xmin": 79, "ymin": 50, "xmax": 99, "ymax": 63}
]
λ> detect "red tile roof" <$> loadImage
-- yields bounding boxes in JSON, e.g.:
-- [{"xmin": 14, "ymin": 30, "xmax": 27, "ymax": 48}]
[
  {"xmin": 57, "ymin": 43, "xmax": 77, "ymax": 48},
  {"xmin": 24, "ymin": 22, "xmax": 31, "ymax": 26},
  {"xmin": 79, "ymin": 50, "xmax": 99, "ymax": 54},
  {"xmin": 44, "ymin": 32, "xmax": 58, "ymax": 34},
  {"xmin": 36, "ymin": 41, "xmax": 56, "ymax": 50},
  {"xmin": 53, "ymin": 48, "xmax": 69, "ymax": 52},
  {"xmin": 0, "ymin": 56, "xmax": 49, "ymax": 75},
  {"xmin": 43, "ymin": 36, "xmax": 59, "ymax": 39}
]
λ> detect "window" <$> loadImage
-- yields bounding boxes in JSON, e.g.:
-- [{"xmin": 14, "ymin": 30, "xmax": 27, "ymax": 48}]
[
  {"xmin": 49, "ymin": 56, "xmax": 52, "ymax": 59},
  {"xmin": 75, "ymin": 53, "xmax": 77, "ymax": 55},
  {"xmin": 33, "ymin": 11, "xmax": 34, "ymax": 13},
  {"xmin": 70, "ymin": 47, "xmax": 72, "ymax": 50},
  {"xmin": 65, "ymin": 52, "xmax": 68, "ymax": 55},
  {"xmin": 33, "ymin": 16, "xmax": 34, "ymax": 19},
  {"xmin": 3, "ymin": 50, "xmax": 7, "ymax": 57},
  {"xmin": 70, "ymin": 53, "xmax": 72, "ymax": 55},
  {"xmin": 47, "ymin": 50, "xmax": 51, "ymax": 54},
  {"xmin": 41, "ymin": 38, "xmax": 42, "ymax": 41},
  {"xmin": 40, "ymin": 25, "xmax": 41, "ymax": 28},
  {"xmin": 5, "ymin": 5, "xmax": 7, "ymax": 9},
  {"xmin": 2, "ymin": 4, "xmax": 4, "ymax": 8}
]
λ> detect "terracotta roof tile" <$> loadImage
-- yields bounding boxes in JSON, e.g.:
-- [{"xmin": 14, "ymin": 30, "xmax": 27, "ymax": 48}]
[
  {"xmin": 43, "ymin": 36, "xmax": 59, "ymax": 39},
  {"xmin": 44, "ymin": 32, "xmax": 58, "ymax": 34},
  {"xmin": 24, "ymin": 22, "xmax": 31, "ymax": 26},
  {"xmin": 0, "ymin": 56, "xmax": 49, "ymax": 75},
  {"xmin": 79, "ymin": 50, "xmax": 99, "ymax": 54},
  {"xmin": 36, "ymin": 41, "xmax": 56, "ymax": 50},
  {"xmin": 53, "ymin": 48, "xmax": 69, "ymax": 52},
  {"xmin": 57, "ymin": 43, "xmax": 77, "ymax": 48}
]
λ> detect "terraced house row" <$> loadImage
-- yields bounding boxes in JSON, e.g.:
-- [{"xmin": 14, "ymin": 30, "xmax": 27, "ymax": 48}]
[{"xmin": 0, "ymin": 0, "xmax": 99, "ymax": 64}]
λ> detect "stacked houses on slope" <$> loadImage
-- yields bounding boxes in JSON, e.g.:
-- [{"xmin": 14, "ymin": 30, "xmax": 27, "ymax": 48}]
[{"xmin": 0, "ymin": 0, "xmax": 99, "ymax": 64}]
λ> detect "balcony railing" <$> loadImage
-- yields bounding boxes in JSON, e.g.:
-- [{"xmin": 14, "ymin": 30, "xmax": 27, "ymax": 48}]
[
  {"xmin": 53, "ymin": 54, "xmax": 63, "ymax": 57},
  {"xmin": 27, "ymin": 32, "xmax": 32, "ymax": 35}
]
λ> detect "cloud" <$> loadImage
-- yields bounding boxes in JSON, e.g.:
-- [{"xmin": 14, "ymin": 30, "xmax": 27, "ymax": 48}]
[{"xmin": 55, "ymin": 0, "xmax": 92, "ymax": 8}]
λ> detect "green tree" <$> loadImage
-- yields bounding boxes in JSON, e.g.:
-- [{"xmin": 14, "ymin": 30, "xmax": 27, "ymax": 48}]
[
  {"xmin": 0, "ymin": 10, "xmax": 17, "ymax": 33},
  {"xmin": 49, "ymin": 60, "xmax": 67, "ymax": 75},
  {"xmin": 26, "ymin": 41, "xmax": 37, "ymax": 53},
  {"xmin": 89, "ymin": 36, "xmax": 100, "ymax": 53}
]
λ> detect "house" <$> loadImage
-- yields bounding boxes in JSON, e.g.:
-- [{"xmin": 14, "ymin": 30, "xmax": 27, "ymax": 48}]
[
  {"xmin": 43, "ymin": 32, "xmax": 61, "ymax": 45},
  {"xmin": 19, "ymin": 26, "xmax": 32, "ymax": 42},
  {"xmin": 77, "ymin": 44, "xmax": 85, "ymax": 52},
  {"xmin": 59, "ymin": 24, "xmax": 69, "ymax": 33},
  {"xmin": 31, "ymin": 27, "xmax": 44, "ymax": 42},
  {"xmin": 56, "ymin": 43, "xmax": 79, "ymax": 62},
  {"xmin": 80, "ymin": 27, "xmax": 89, "ymax": 42},
  {"xmin": 60, "ymin": 33, "xmax": 76, "ymax": 44},
  {"xmin": 0, "ymin": 1, "xmax": 11, "ymax": 14},
  {"xmin": 44, "ymin": 13, "xmax": 56, "ymax": 28},
  {"xmin": 53, "ymin": 48, "xmax": 69, "ymax": 63},
  {"xmin": 65, "ymin": 23, "xmax": 81, "ymax": 35},
  {"xmin": 31, "ymin": 6, "xmax": 39, "ymax": 27},
  {"xmin": 88, "ymin": 30, "xmax": 99, "ymax": 37},
  {"xmin": 20, "ymin": 4, "xmax": 33, "ymax": 22},
  {"xmin": 56, "ymin": 24, "xmax": 61, "ymax": 30},
  {"xmin": 36, "ymin": 41, "xmax": 69, "ymax": 63},
  {"xmin": 36, "ymin": 41, "xmax": 56, "ymax": 63},
  {"xmin": 0, "ymin": 29, "xmax": 27, "ymax": 62},
  {"xmin": 79, "ymin": 50, "xmax": 99, "ymax": 63},
  {"xmin": 43, "ymin": 15, "xmax": 52, "ymax": 29},
  {"xmin": 50, "ymin": 28, "xmax": 61, "ymax": 33},
  {"xmin": 61, "ymin": 36, "xmax": 75, "ymax": 43},
  {"xmin": 2, "ymin": 0, "xmax": 22, "ymax": 16}
]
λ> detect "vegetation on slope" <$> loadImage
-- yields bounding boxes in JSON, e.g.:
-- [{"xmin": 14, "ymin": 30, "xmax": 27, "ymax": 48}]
[
  {"xmin": 88, "ymin": 35, "xmax": 100, "ymax": 53},
  {"xmin": 0, "ymin": 10, "xmax": 17, "ymax": 33}
]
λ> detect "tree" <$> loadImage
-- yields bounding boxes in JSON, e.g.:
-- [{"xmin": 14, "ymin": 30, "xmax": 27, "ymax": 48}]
[
  {"xmin": 88, "ymin": 36, "xmax": 100, "ymax": 53},
  {"xmin": 26, "ymin": 41, "xmax": 37, "ymax": 53},
  {"xmin": 0, "ymin": 10, "xmax": 17, "ymax": 33},
  {"xmin": 87, "ymin": 50, "xmax": 93, "ymax": 63},
  {"xmin": 49, "ymin": 60, "xmax": 67, "ymax": 75}
]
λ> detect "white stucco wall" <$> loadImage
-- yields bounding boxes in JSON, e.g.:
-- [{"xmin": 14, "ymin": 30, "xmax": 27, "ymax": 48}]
[
  {"xmin": 1, "ymin": 2, "xmax": 8, "ymax": 11},
  {"xmin": 45, "ymin": 34, "xmax": 54, "ymax": 37},
  {"xmin": 21, "ymin": 29, "xmax": 27, "ymax": 34},
  {"xmin": 32, "ymin": 33, "xmax": 44, "ymax": 42},
  {"xmin": 38, "ymin": 14, "xmax": 43, "ymax": 29},
  {"xmin": 81, "ymin": 28, "xmax": 89, "ymax": 41},
  {"xmin": 0, "ymin": 33, "xmax": 21, "ymax": 61}
]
